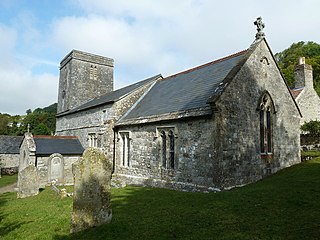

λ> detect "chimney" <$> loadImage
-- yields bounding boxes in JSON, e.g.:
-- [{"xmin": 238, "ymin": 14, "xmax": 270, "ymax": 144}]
[{"xmin": 294, "ymin": 57, "xmax": 313, "ymax": 89}]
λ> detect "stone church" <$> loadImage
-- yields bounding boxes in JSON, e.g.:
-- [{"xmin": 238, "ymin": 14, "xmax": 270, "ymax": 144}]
[{"xmin": 56, "ymin": 19, "xmax": 302, "ymax": 191}]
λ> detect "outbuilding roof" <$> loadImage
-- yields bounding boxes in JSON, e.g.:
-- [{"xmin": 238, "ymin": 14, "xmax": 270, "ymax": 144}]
[
  {"xmin": 57, "ymin": 74, "xmax": 162, "ymax": 117},
  {"xmin": 117, "ymin": 51, "xmax": 247, "ymax": 125},
  {"xmin": 33, "ymin": 136, "xmax": 84, "ymax": 156},
  {"xmin": 0, "ymin": 135, "xmax": 23, "ymax": 154}
]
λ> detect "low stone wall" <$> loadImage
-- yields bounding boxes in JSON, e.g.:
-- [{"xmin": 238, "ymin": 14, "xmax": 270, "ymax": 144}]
[{"xmin": 0, "ymin": 154, "xmax": 19, "ymax": 175}]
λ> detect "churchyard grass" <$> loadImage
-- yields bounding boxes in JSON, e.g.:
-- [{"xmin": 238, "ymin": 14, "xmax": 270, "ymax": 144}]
[
  {"xmin": 301, "ymin": 150, "xmax": 320, "ymax": 158},
  {"xmin": 1, "ymin": 159, "xmax": 320, "ymax": 240},
  {"xmin": 0, "ymin": 174, "xmax": 17, "ymax": 188}
]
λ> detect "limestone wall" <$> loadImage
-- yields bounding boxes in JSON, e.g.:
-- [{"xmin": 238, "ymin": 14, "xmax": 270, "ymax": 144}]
[
  {"xmin": 57, "ymin": 50, "xmax": 114, "ymax": 113},
  {"xmin": 296, "ymin": 88, "xmax": 320, "ymax": 124},
  {"xmin": 56, "ymin": 104, "xmax": 114, "ymax": 149},
  {"xmin": 37, "ymin": 154, "xmax": 80, "ymax": 187},
  {"xmin": 213, "ymin": 40, "xmax": 301, "ymax": 188},
  {"xmin": 56, "ymin": 80, "xmax": 156, "ymax": 161},
  {"xmin": 0, "ymin": 154, "xmax": 19, "ymax": 174},
  {"xmin": 114, "ymin": 118, "xmax": 217, "ymax": 191}
]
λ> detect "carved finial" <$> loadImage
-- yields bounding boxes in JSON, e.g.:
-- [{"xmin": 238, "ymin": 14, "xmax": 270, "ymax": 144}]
[
  {"xmin": 254, "ymin": 17, "xmax": 265, "ymax": 40},
  {"xmin": 27, "ymin": 124, "xmax": 30, "ymax": 133}
]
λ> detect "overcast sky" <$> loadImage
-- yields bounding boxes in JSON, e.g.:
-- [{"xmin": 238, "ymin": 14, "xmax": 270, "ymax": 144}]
[{"xmin": 0, "ymin": 0, "xmax": 319, "ymax": 115}]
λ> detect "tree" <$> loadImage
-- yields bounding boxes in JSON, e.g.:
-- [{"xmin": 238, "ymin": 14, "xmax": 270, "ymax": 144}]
[
  {"xmin": 0, "ymin": 114, "xmax": 10, "ymax": 135},
  {"xmin": 22, "ymin": 103, "xmax": 57, "ymax": 135},
  {"xmin": 275, "ymin": 41, "xmax": 320, "ymax": 95},
  {"xmin": 301, "ymin": 120, "xmax": 320, "ymax": 137},
  {"xmin": 33, "ymin": 123, "xmax": 51, "ymax": 135}
]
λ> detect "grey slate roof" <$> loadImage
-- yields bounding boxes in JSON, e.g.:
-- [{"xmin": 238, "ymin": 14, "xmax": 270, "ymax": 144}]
[
  {"xmin": 57, "ymin": 74, "xmax": 162, "ymax": 117},
  {"xmin": 33, "ymin": 136, "xmax": 84, "ymax": 156},
  {"xmin": 0, "ymin": 135, "xmax": 23, "ymax": 154},
  {"xmin": 117, "ymin": 51, "xmax": 247, "ymax": 124}
]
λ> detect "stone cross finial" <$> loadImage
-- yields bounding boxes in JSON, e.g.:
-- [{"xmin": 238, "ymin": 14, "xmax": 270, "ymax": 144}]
[{"xmin": 254, "ymin": 17, "xmax": 265, "ymax": 40}]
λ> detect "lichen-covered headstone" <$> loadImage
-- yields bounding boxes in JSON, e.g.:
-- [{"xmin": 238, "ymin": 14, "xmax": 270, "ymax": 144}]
[
  {"xmin": 71, "ymin": 148, "xmax": 112, "ymax": 233},
  {"xmin": 17, "ymin": 165, "xmax": 39, "ymax": 198}
]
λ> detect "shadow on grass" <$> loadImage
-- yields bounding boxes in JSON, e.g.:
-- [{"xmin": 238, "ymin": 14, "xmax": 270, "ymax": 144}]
[
  {"xmin": 0, "ymin": 193, "xmax": 33, "ymax": 238},
  {"xmin": 53, "ymin": 160, "xmax": 320, "ymax": 240}
]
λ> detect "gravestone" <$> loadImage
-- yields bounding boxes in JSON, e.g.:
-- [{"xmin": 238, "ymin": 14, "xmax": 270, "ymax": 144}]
[
  {"xmin": 71, "ymin": 148, "xmax": 112, "ymax": 233},
  {"xmin": 48, "ymin": 154, "xmax": 64, "ymax": 183},
  {"xmin": 17, "ymin": 165, "xmax": 39, "ymax": 198}
]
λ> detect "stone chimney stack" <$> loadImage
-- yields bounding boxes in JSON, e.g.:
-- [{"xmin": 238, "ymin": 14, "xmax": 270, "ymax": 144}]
[{"xmin": 294, "ymin": 57, "xmax": 313, "ymax": 89}]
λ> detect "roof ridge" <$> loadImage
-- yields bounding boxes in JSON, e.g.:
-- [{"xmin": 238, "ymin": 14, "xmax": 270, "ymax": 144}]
[
  {"xmin": 33, "ymin": 135, "xmax": 78, "ymax": 139},
  {"xmin": 163, "ymin": 50, "xmax": 247, "ymax": 80}
]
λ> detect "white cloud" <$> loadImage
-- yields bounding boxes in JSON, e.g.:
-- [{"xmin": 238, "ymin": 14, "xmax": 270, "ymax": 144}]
[
  {"xmin": 0, "ymin": 24, "xmax": 57, "ymax": 115},
  {"xmin": 2, "ymin": 0, "xmax": 320, "ymax": 114}
]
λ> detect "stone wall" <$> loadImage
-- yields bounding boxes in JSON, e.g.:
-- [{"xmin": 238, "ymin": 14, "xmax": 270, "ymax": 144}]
[
  {"xmin": 37, "ymin": 154, "xmax": 80, "ymax": 188},
  {"xmin": 114, "ymin": 118, "xmax": 217, "ymax": 191},
  {"xmin": 0, "ymin": 154, "xmax": 19, "ymax": 174},
  {"xmin": 295, "ymin": 87, "xmax": 320, "ymax": 125},
  {"xmin": 57, "ymin": 50, "xmax": 114, "ymax": 114},
  {"xmin": 56, "ymin": 80, "xmax": 156, "ymax": 161},
  {"xmin": 213, "ymin": 39, "xmax": 301, "ymax": 188},
  {"xmin": 56, "ymin": 104, "xmax": 114, "ymax": 150}
]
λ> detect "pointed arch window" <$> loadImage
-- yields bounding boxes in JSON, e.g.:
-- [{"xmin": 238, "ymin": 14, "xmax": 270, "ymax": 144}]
[{"xmin": 258, "ymin": 92, "xmax": 274, "ymax": 154}]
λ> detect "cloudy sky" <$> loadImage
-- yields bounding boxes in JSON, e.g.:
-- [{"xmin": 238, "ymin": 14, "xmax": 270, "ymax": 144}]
[{"xmin": 0, "ymin": 0, "xmax": 319, "ymax": 115}]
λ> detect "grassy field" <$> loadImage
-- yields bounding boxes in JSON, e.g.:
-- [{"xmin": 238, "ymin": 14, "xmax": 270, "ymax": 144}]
[
  {"xmin": 0, "ymin": 174, "xmax": 17, "ymax": 188},
  {"xmin": 1, "ymin": 159, "xmax": 320, "ymax": 240}
]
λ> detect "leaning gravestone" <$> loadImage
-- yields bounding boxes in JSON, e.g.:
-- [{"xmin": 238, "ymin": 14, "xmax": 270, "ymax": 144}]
[
  {"xmin": 17, "ymin": 165, "xmax": 39, "ymax": 198},
  {"xmin": 71, "ymin": 148, "xmax": 112, "ymax": 233}
]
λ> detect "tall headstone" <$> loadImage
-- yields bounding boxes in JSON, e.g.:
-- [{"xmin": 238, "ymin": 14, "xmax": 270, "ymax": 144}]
[
  {"xmin": 17, "ymin": 165, "xmax": 39, "ymax": 198},
  {"xmin": 71, "ymin": 148, "xmax": 112, "ymax": 233}
]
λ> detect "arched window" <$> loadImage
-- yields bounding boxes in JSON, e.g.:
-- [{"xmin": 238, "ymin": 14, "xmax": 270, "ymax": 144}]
[
  {"xmin": 161, "ymin": 131, "xmax": 166, "ymax": 168},
  {"xmin": 168, "ymin": 130, "xmax": 175, "ymax": 169},
  {"xmin": 258, "ymin": 92, "xmax": 274, "ymax": 154}
]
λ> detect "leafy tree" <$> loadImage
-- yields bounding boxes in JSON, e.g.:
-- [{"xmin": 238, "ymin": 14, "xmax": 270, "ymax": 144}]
[
  {"xmin": 33, "ymin": 123, "xmax": 51, "ymax": 135},
  {"xmin": 275, "ymin": 41, "xmax": 320, "ymax": 95},
  {"xmin": 301, "ymin": 120, "xmax": 320, "ymax": 137},
  {"xmin": 0, "ymin": 114, "xmax": 10, "ymax": 135},
  {"xmin": 22, "ymin": 103, "xmax": 57, "ymax": 135}
]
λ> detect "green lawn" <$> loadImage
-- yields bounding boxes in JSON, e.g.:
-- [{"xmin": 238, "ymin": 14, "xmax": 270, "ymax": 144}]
[
  {"xmin": 1, "ymin": 159, "xmax": 320, "ymax": 240},
  {"xmin": 0, "ymin": 174, "xmax": 17, "ymax": 188}
]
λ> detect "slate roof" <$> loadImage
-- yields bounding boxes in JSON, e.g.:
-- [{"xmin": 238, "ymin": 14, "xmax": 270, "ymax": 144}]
[
  {"xmin": 0, "ymin": 135, "xmax": 23, "ymax": 154},
  {"xmin": 117, "ymin": 51, "xmax": 247, "ymax": 124},
  {"xmin": 33, "ymin": 136, "xmax": 84, "ymax": 156},
  {"xmin": 57, "ymin": 74, "xmax": 162, "ymax": 117}
]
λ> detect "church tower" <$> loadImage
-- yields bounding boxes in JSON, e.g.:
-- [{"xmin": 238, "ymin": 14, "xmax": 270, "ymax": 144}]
[{"xmin": 57, "ymin": 50, "xmax": 114, "ymax": 114}]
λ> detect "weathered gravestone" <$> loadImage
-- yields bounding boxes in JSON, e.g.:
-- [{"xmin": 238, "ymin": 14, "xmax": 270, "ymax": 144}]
[
  {"xmin": 17, "ymin": 165, "xmax": 39, "ymax": 198},
  {"xmin": 71, "ymin": 148, "xmax": 112, "ymax": 233}
]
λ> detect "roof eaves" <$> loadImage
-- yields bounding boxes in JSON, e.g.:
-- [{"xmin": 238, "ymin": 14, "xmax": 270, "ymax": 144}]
[{"xmin": 116, "ymin": 106, "xmax": 212, "ymax": 127}]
